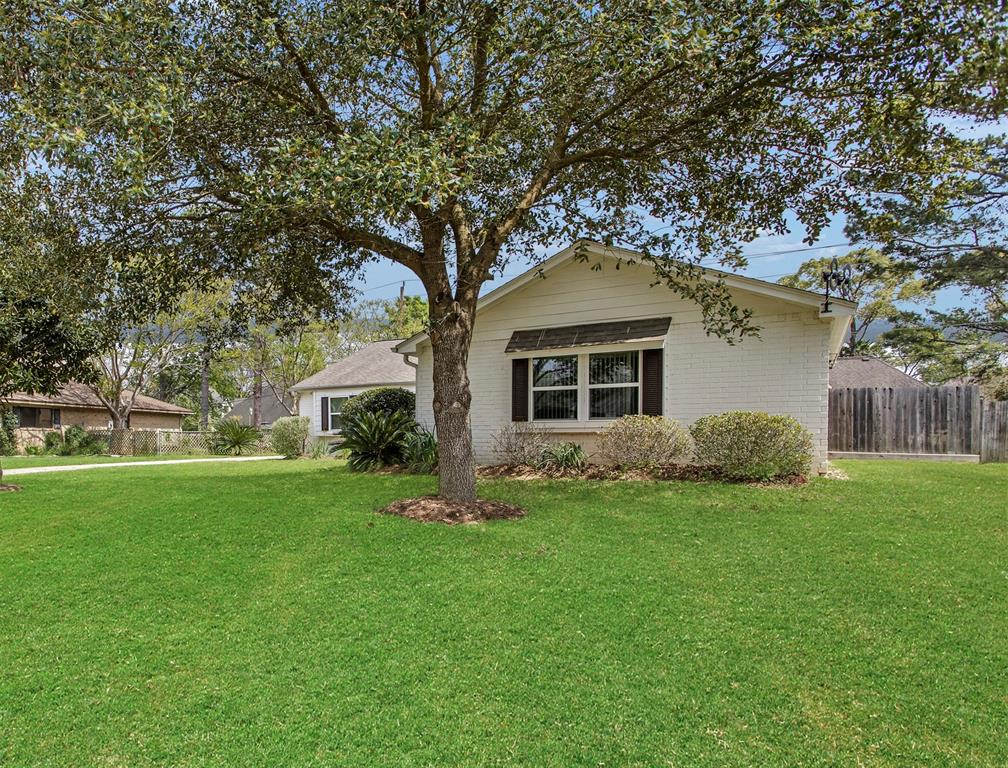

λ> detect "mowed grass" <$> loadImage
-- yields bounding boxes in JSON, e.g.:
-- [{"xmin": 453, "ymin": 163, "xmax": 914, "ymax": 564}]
[{"xmin": 0, "ymin": 460, "xmax": 1005, "ymax": 767}]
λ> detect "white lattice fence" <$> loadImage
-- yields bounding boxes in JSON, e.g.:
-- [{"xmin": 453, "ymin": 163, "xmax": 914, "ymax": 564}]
[{"xmin": 85, "ymin": 428, "xmax": 275, "ymax": 456}]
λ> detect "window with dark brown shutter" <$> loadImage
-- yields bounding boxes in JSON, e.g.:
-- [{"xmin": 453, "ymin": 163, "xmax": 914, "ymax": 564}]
[
  {"xmin": 511, "ymin": 358, "xmax": 529, "ymax": 421},
  {"xmin": 641, "ymin": 349, "xmax": 663, "ymax": 416},
  {"xmin": 320, "ymin": 396, "xmax": 330, "ymax": 431}
]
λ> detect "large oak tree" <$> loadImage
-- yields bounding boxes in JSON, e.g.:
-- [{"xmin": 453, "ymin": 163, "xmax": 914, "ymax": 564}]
[{"xmin": 4, "ymin": 0, "xmax": 1005, "ymax": 500}]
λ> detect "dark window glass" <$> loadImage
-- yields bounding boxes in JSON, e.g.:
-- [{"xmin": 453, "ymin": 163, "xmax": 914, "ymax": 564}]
[
  {"xmin": 590, "ymin": 387, "xmax": 639, "ymax": 419},
  {"xmin": 532, "ymin": 356, "xmax": 577, "ymax": 388},
  {"xmin": 589, "ymin": 352, "xmax": 639, "ymax": 384},
  {"xmin": 533, "ymin": 389, "xmax": 578, "ymax": 420},
  {"xmin": 51, "ymin": 409, "xmax": 62, "ymax": 427}
]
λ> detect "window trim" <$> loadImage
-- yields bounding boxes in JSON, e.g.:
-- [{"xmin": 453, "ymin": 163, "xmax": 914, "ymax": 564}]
[
  {"xmin": 527, "ymin": 345, "xmax": 660, "ymax": 425},
  {"xmin": 587, "ymin": 350, "xmax": 642, "ymax": 420},
  {"xmin": 530, "ymin": 354, "xmax": 579, "ymax": 421},
  {"xmin": 328, "ymin": 396, "xmax": 349, "ymax": 433}
]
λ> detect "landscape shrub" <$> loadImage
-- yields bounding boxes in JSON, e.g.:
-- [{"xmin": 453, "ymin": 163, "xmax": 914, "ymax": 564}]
[
  {"xmin": 45, "ymin": 427, "xmax": 107, "ymax": 456},
  {"xmin": 0, "ymin": 410, "xmax": 18, "ymax": 456},
  {"xmin": 537, "ymin": 441, "xmax": 588, "ymax": 471},
  {"xmin": 309, "ymin": 438, "xmax": 331, "ymax": 459},
  {"xmin": 402, "ymin": 427, "xmax": 438, "ymax": 474},
  {"xmin": 341, "ymin": 387, "xmax": 416, "ymax": 424},
  {"xmin": 492, "ymin": 422, "xmax": 551, "ymax": 465},
  {"xmin": 340, "ymin": 410, "xmax": 416, "ymax": 471},
  {"xmin": 690, "ymin": 411, "xmax": 813, "ymax": 481},
  {"xmin": 43, "ymin": 426, "xmax": 109, "ymax": 456},
  {"xmin": 212, "ymin": 419, "xmax": 262, "ymax": 456},
  {"xmin": 271, "ymin": 416, "xmax": 310, "ymax": 458},
  {"xmin": 597, "ymin": 415, "xmax": 693, "ymax": 468}
]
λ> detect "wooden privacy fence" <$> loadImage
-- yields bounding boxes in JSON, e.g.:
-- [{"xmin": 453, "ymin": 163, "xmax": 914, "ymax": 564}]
[{"xmin": 828, "ymin": 385, "xmax": 1007, "ymax": 461}]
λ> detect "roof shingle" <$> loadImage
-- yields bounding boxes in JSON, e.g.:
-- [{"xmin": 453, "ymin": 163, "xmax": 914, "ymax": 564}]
[
  {"xmin": 3, "ymin": 382, "xmax": 193, "ymax": 414},
  {"xmin": 291, "ymin": 339, "xmax": 414, "ymax": 391},
  {"xmin": 829, "ymin": 356, "xmax": 926, "ymax": 389}
]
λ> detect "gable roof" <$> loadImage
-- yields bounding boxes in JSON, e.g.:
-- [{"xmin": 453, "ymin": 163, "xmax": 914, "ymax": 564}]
[
  {"xmin": 3, "ymin": 382, "xmax": 193, "ymax": 414},
  {"xmin": 224, "ymin": 393, "xmax": 293, "ymax": 425},
  {"xmin": 395, "ymin": 240, "xmax": 856, "ymax": 355},
  {"xmin": 291, "ymin": 339, "xmax": 414, "ymax": 392},
  {"xmin": 829, "ymin": 356, "xmax": 927, "ymax": 389}
]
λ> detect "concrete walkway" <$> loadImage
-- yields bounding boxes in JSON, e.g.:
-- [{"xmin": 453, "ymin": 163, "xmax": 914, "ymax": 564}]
[{"xmin": 3, "ymin": 455, "xmax": 284, "ymax": 476}]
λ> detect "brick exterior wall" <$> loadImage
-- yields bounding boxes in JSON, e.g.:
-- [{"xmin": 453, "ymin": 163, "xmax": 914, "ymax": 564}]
[{"xmin": 414, "ymin": 255, "xmax": 835, "ymax": 467}]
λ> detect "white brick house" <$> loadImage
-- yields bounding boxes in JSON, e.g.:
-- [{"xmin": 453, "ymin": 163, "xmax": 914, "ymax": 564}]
[{"xmin": 395, "ymin": 241, "xmax": 854, "ymax": 466}]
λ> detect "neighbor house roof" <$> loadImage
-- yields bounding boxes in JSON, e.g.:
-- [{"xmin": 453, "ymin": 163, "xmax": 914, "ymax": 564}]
[
  {"xmin": 3, "ymin": 382, "xmax": 193, "ymax": 414},
  {"xmin": 224, "ymin": 393, "xmax": 293, "ymax": 425},
  {"xmin": 291, "ymin": 339, "xmax": 414, "ymax": 392},
  {"xmin": 828, "ymin": 356, "xmax": 926, "ymax": 389},
  {"xmin": 396, "ymin": 240, "xmax": 856, "ymax": 357}
]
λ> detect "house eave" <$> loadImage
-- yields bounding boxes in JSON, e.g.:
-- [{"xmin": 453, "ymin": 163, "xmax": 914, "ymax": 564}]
[{"xmin": 394, "ymin": 239, "xmax": 857, "ymax": 354}]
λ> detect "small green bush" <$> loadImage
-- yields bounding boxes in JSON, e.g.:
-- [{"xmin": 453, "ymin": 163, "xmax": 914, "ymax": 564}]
[
  {"xmin": 45, "ymin": 426, "xmax": 108, "ymax": 456},
  {"xmin": 538, "ymin": 441, "xmax": 588, "ymax": 471},
  {"xmin": 597, "ymin": 415, "xmax": 693, "ymax": 469},
  {"xmin": 212, "ymin": 419, "xmax": 262, "ymax": 456},
  {"xmin": 271, "ymin": 416, "xmax": 310, "ymax": 458},
  {"xmin": 690, "ymin": 411, "xmax": 813, "ymax": 481},
  {"xmin": 341, "ymin": 387, "xmax": 416, "ymax": 424},
  {"xmin": 403, "ymin": 427, "xmax": 438, "ymax": 474},
  {"xmin": 0, "ymin": 409, "xmax": 19, "ymax": 455},
  {"xmin": 340, "ymin": 410, "xmax": 416, "ymax": 471}
]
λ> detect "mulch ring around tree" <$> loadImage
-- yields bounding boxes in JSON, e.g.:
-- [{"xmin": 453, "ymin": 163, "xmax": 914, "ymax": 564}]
[
  {"xmin": 0, "ymin": 484, "xmax": 23, "ymax": 493},
  {"xmin": 378, "ymin": 495, "xmax": 527, "ymax": 525}
]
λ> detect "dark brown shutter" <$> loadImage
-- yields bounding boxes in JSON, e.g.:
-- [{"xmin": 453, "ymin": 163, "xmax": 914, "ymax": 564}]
[
  {"xmin": 642, "ymin": 349, "xmax": 663, "ymax": 416},
  {"xmin": 320, "ymin": 396, "xmax": 330, "ymax": 431},
  {"xmin": 511, "ymin": 359, "xmax": 529, "ymax": 421}
]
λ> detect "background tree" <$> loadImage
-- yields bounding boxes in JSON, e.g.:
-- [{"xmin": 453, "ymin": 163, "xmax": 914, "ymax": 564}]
[
  {"xmin": 323, "ymin": 294, "xmax": 429, "ymax": 360},
  {"xmin": 875, "ymin": 318, "xmax": 1007, "ymax": 388},
  {"xmin": 5, "ymin": 0, "xmax": 1005, "ymax": 501},
  {"xmin": 780, "ymin": 248, "xmax": 932, "ymax": 353},
  {"xmin": 849, "ymin": 135, "xmax": 1007, "ymax": 338},
  {"xmin": 0, "ymin": 183, "xmax": 98, "ymax": 483}
]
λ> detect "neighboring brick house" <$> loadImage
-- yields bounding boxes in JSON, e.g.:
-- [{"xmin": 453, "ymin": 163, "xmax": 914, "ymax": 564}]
[
  {"xmin": 4, "ymin": 382, "xmax": 192, "ymax": 431},
  {"xmin": 395, "ymin": 240, "xmax": 855, "ymax": 467}
]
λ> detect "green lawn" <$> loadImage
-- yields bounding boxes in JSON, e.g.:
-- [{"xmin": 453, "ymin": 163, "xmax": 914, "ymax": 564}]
[
  {"xmin": 0, "ymin": 460, "xmax": 1005, "ymax": 767},
  {"xmin": 1, "ymin": 453, "xmax": 212, "ymax": 469}
]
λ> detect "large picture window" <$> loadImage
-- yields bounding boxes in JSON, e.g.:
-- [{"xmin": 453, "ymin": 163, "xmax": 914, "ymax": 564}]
[
  {"xmin": 532, "ymin": 355, "xmax": 578, "ymax": 420},
  {"xmin": 589, "ymin": 351, "xmax": 640, "ymax": 419}
]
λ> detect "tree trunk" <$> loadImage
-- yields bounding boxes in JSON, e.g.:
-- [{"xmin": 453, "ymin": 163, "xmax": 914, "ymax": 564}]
[
  {"xmin": 111, "ymin": 410, "xmax": 128, "ymax": 429},
  {"xmin": 252, "ymin": 370, "xmax": 262, "ymax": 427},
  {"xmin": 200, "ymin": 346, "xmax": 211, "ymax": 430},
  {"xmin": 429, "ymin": 310, "xmax": 477, "ymax": 502}
]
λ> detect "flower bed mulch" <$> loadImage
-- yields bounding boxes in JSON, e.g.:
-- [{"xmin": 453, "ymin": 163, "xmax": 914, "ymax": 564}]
[
  {"xmin": 477, "ymin": 463, "xmax": 807, "ymax": 486},
  {"xmin": 0, "ymin": 484, "xmax": 23, "ymax": 493},
  {"xmin": 378, "ymin": 495, "xmax": 527, "ymax": 525}
]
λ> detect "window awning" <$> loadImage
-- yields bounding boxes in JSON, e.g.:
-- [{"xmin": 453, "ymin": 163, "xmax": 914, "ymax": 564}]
[{"xmin": 505, "ymin": 317, "xmax": 671, "ymax": 353}]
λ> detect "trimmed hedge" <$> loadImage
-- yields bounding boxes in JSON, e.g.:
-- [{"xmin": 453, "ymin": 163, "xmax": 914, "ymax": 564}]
[
  {"xmin": 341, "ymin": 387, "xmax": 416, "ymax": 424},
  {"xmin": 690, "ymin": 411, "xmax": 813, "ymax": 481},
  {"xmin": 597, "ymin": 415, "xmax": 693, "ymax": 469}
]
